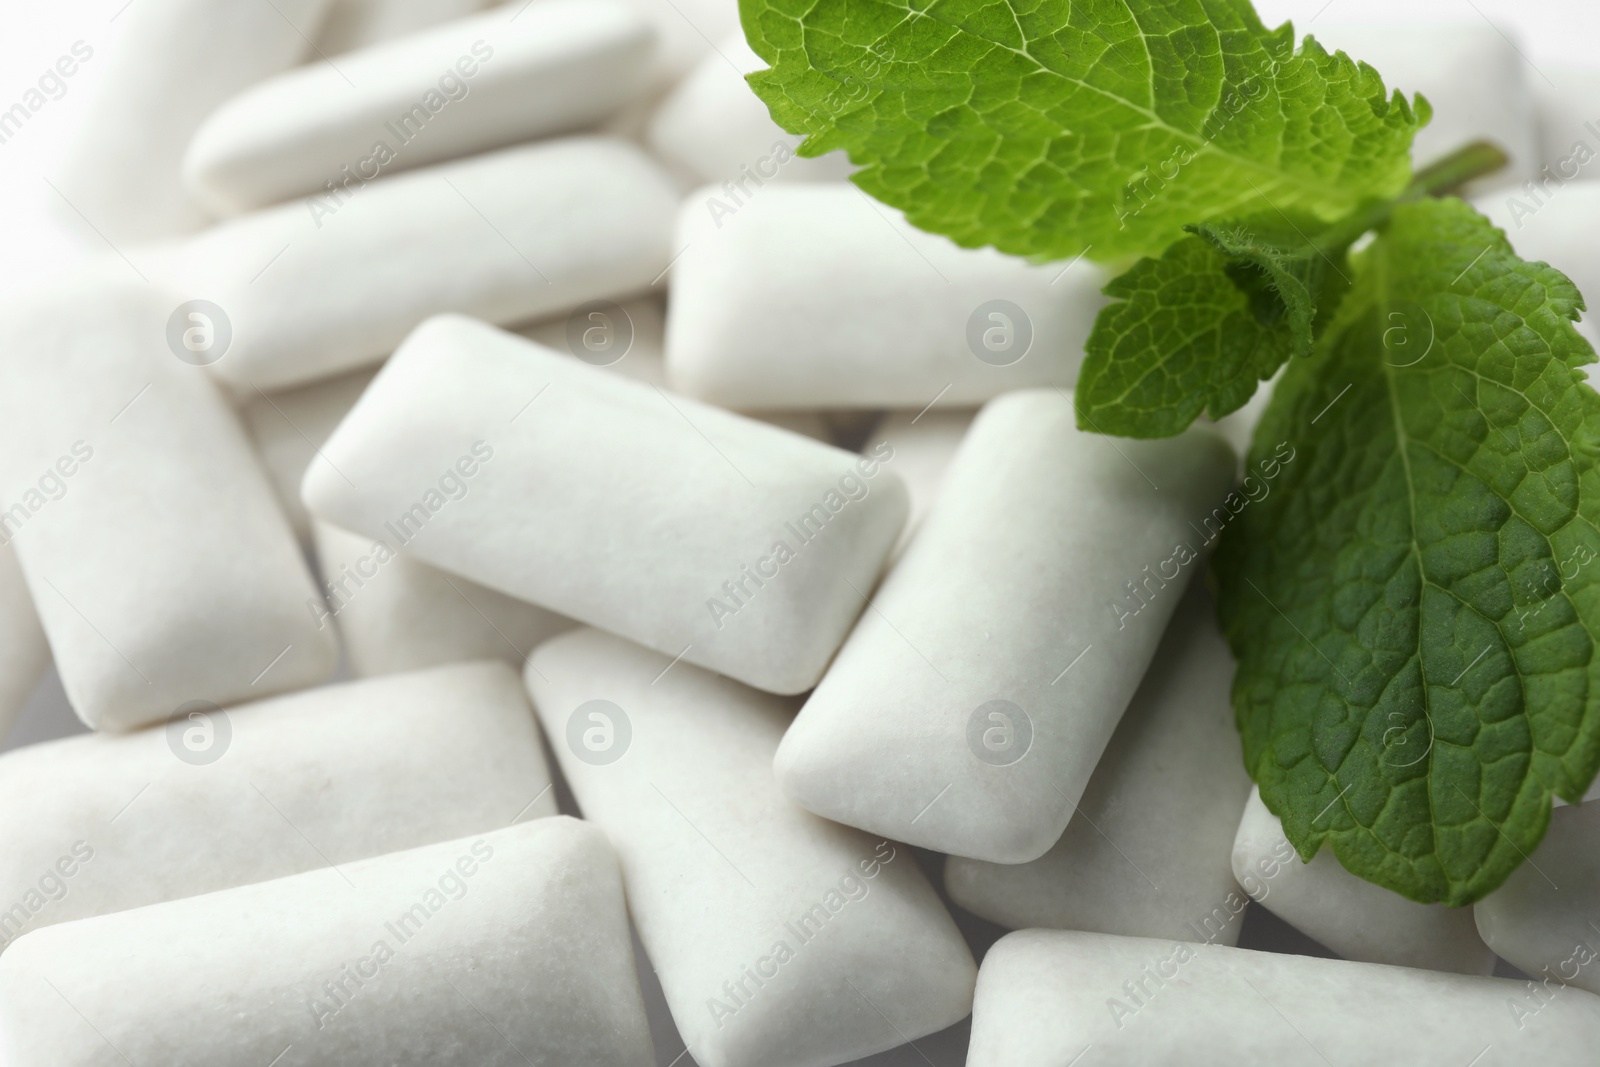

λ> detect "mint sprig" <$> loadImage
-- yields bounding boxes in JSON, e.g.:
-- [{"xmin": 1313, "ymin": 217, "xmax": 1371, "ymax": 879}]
[
  {"xmin": 743, "ymin": 0, "xmax": 1600, "ymax": 903},
  {"xmin": 1217, "ymin": 198, "xmax": 1600, "ymax": 905}
]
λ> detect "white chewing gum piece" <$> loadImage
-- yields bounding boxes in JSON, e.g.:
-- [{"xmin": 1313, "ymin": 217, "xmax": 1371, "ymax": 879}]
[
  {"xmin": 525, "ymin": 627, "xmax": 977, "ymax": 1067},
  {"xmin": 316, "ymin": 0, "xmax": 487, "ymax": 55},
  {"xmin": 0, "ymin": 818, "xmax": 653, "ymax": 1067},
  {"xmin": 966, "ymin": 929, "xmax": 1600, "ymax": 1066},
  {"xmin": 946, "ymin": 584, "xmax": 1252, "ymax": 946},
  {"xmin": 617, "ymin": 0, "xmax": 740, "ymax": 89},
  {"xmin": 515, "ymin": 293, "xmax": 670, "ymax": 389},
  {"xmin": 863, "ymin": 409, "xmax": 976, "ymax": 559},
  {"xmin": 1476, "ymin": 799, "xmax": 1600, "ymax": 994},
  {"xmin": 171, "ymin": 137, "xmax": 678, "ymax": 394},
  {"xmin": 241, "ymin": 366, "xmax": 379, "ymax": 542},
  {"xmin": 183, "ymin": 0, "xmax": 656, "ymax": 213},
  {"xmin": 0, "ymin": 662, "xmax": 557, "ymax": 951},
  {"xmin": 1310, "ymin": 21, "xmax": 1538, "ymax": 192},
  {"xmin": 647, "ymin": 34, "xmax": 854, "ymax": 185},
  {"xmin": 518, "ymin": 298, "xmax": 871, "ymax": 445},
  {"xmin": 664, "ymin": 184, "xmax": 1108, "ymax": 409},
  {"xmin": 313, "ymin": 521, "xmax": 573, "ymax": 676},
  {"xmin": 1231, "ymin": 786, "xmax": 1495, "ymax": 975},
  {"xmin": 52, "ymin": 0, "xmax": 331, "ymax": 241},
  {"xmin": 0, "ymin": 270, "xmax": 336, "ymax": 731},
  {"xmin": 302, "ymin": 315, "xmax": 910, "ymax": 695},
  {"xmin": 1532, "ymin": 65, "xmax": 1600, "ymax": 186},
  {"xmin": 0, "ymin": 548, "xmax": 48, "ymax": 744},
  {"xmin": 774, "ymin": 389, "xmax": 1237, "ymax": 864}
]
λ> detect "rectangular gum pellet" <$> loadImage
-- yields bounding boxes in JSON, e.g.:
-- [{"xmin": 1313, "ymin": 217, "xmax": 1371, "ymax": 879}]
[
  {"xmin": 1231, "ymin": 785, "xmax": 1494, "ymax": 974},
  {"xmin": 0, "ymin": 818, "xmax": 653, "ymax": 1067},
  {"xmin": 52, "ymin": 0, "xmax": 332, "ymax": 241},
  {"xmin": 1474, "ymin": 799, "xmax": 1600, "ymax": 994},
  {"xmin": 618, "ymin": 0, "xmax": 739, "ymax": 89},
  {"xmin": 524, "ymin": 628, "xmax": 977, "ymax": 1067},
  {"xmin": 515, "ymin": 294, "xmax": 670, "ymax": 390},
  {"xmin": 944, "ymin": 584, "xmax": 1252, "ymax": 946},
  {"xmin": 968, "ymin": 929, "xmax": 1600, "ymax": 1066},
  {"xmin": 664, "ymin": 183, "xmax": 1108, "ymax": 409},
  {"xmin": 182, "ymin": 0, "xmax": 655, "ymax": 213},
  {"xmin": 315, "ymin": 0, "xmax": 487, "ymax": 56},
  {"xmin": 303, "ymin": 315, "xmax": 910, "ymax": 695},
  {"xmin": 0, "ymin": 271, "xmax": 337, "ymax": 730},
  {"xmin": 861, "ymin": 409, "xmax": 975, "ymax": 559},
  {"xmin": 170, "ymin": 137, "xmax": 679, "ymax": 393},
  {"xmin": 774, "ymin": 389, "xmax": 1237, "ymax": 863},
  {"xmin": 241, "ymin": 367, "xmax": 379, "ymax": 542},
  {"xmin": 645, "ymin": 34, "xmax": 855, "ymax": 185},
  {"xmin": 312, "ymin": 520, "xmax": 573, "ymax": 677},
  {"xmin": 1532, "ymin": 66, "xmax": 1600, "ymax": 185},
  {"xmin": 0, "ymin": 661, "xmax": 556, "ymax": 950}
]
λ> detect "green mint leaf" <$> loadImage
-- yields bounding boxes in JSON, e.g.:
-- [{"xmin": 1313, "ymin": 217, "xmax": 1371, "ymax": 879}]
[
  {"xmin": 740, "ymin": 0, "xmax": 1428, "ymax": 260},
  {"xmin": 1190, "ymin": 215, "xmax": 1353, "ymax": 359},
  {"xmin": 1075, "ymin": 235, "xmax": 1295, "ymax": 437},
  {"xmin": 1214, "ymin": 197, "xmax": 1600, "ymax": 906},
  {"xmin": 1077, "ymin": 213, "xmax": 1352, "ymax": 437}
]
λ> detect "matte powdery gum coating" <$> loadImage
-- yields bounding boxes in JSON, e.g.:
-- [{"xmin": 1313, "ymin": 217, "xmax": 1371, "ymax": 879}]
[{"xmin": 2, "ymin": 3, "xmax": 1599, "ymax": 1065}]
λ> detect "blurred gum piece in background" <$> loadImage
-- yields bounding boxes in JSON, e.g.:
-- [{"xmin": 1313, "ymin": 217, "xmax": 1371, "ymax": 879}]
[
  {"xmin": 1532, "ymin": 65, "xmax": 1600, "ymax": 192},
  {"xmin": 516, "ymin": 293, "xmax": 670, "ymax": 390},
  {"xmin": 861, "ymin": 409, "xmax": 975, "ymax": 559},
  {"xmin": 170, "ymin": 138, "xmax": 678, "ymax": 394},
  {"xmin": 315, "ymin": 0, "xmax": 488, "ymax": 55},
  {"xmin": 241, "ymin": 366, "xmax": 379, "ymax": 542},
  {"xmin": 183, "ymin": 0, "xmax": 656, "ymax": 214},
  {"xmin": 312, "ymin": 520, "xmax": 573, "ymax": 677},
  {"xmin": 0, "ymin": 549, "xmax": 48, "ymax": 746},
  {"xmin": 53, "ymin": 0, "xmax": 334, "ymax": 241},
  {"xmin": 646, "ymin": 32, "xmax": 855, "ymax": 186}
]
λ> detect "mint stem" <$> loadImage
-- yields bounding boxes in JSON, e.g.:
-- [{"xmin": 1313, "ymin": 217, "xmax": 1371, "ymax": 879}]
[
  {"xmin": 1404, "ymin": 141, "xmax": 1511, "ymax": 200},
  {"xmin": 1311, "ymin": 141, "xmax": 1510, "ymax": 256}
]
